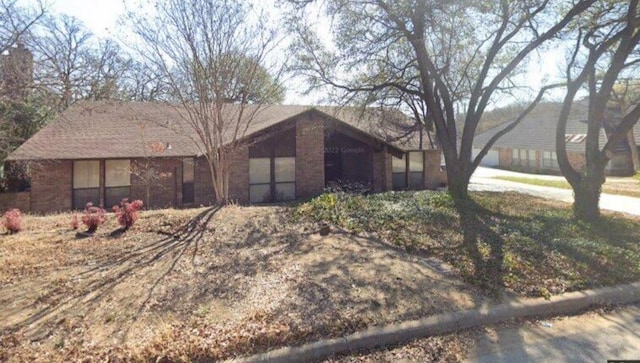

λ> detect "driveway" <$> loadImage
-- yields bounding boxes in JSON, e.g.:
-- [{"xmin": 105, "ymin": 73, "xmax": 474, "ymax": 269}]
[
  {"xmin": 465, "ymin": 303, "xmax": 640, "ymax": 363},
  {"xmin": 470, "ymin": 167, "xmax": 640, "ymax": 216}
]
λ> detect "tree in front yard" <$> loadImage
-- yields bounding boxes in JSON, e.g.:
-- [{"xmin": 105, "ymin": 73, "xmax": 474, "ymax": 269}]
[
  {"xmin": 285, "ymin": 0, "xmax": 595, "ymax": 207},
  {"xmin": 128, "ymin": 0, "xmax": 284, "ymax": 205},
  {"xmin": 556, "ymin": 0, "xmax": 640, "ymax": 222}
]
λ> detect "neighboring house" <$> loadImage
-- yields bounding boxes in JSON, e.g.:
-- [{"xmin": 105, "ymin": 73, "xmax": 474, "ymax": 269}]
[
  {"xmin": 2, "ymin": 101, "xmax": 445, "ymax": 213},
  {"xmin": 473, "ymin": 101, "xmax": 640, "ymax": 176}
]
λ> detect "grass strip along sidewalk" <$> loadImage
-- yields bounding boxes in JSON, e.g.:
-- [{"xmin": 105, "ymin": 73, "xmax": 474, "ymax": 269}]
[{"xmin": 492, "ymin": 175, "xmax": 640, "ymax": 198}]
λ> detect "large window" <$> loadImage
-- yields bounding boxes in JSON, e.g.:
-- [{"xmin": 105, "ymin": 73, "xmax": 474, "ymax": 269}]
[
  {"xmin": 512, "ymin": 149, "xmax": 520, "ymax": 166},
  {"xmin": 392, "ymin": 155, "xmax": 407, "ymax": 189},
  {"xmin": 249, "ymin": 157, "xmax": 296, "ymax": 203},
  {"xmin": 527, "ymin": 149, "xmax": 536, "ymax": 167},
  {"xmin": 105, "ymin": 159, "xmax": 131, "ymax": 208},
  {"xmin": 542, "ymin": 151, "xmax": 558, "ymax": 168},
  {"xmin": 274, "ymin": 157, "xmax": 295, "ymax": 201},
  {"xmin": 408, "ymin": 151, "xmax": 424, "ymax": 188},
  {"xmin": 250, "ymin": 158, "xmax": 271, "ymax": 203},
  {"xmin": 393, "ymin": 151, "xmax": 424, "ymax": 189},
  {"xmin": 73, "ymin": 160, "xmax": 100, "ymax": 209},
  {"xmin": 182, "ymin": 158, "xmax": 195, "ymax": 204}
]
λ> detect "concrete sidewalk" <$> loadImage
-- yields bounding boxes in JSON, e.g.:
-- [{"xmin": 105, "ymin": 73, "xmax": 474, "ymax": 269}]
[
  {"xmin": 228, "ymin": 282, "xmax": 640, "ymax": 363},
  {"xmin": 466, "ymin": 303, "xmax": 640, "ymax": 363},
  {"xmin": 470, "ymin": 167, "xmax": 640, "ymax": 216}
]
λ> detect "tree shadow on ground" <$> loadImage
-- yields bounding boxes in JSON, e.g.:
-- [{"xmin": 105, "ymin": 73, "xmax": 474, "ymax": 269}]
[
  {"xmin": 1, "ymin": 206, "xmax": 220, "ymax": 342},
  {"xmin": 456, "ymin": 199, "xmax": 508, "ymax": 300}
]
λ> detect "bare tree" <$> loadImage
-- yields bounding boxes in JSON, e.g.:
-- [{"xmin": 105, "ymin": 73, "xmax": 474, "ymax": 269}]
[
  {"xmin": 0, "ymin": 0, "xmax": 45, "ymax": 55},
  {"xmin": 28, "ymin": 14, "xmax": 93, "ymax": 109},
  {"xmin": 84, "ymin": 39, "xmax": 131, "ymax": 101},
  {"xmin": 287, "ymin": 0, "xmax": 595, "ymax": 206},
  {"xmin": 129, "ymin": 0, "xmax": 284, "ymax": 204},
  {"xmin": 120, "ymin": 61, "xmax": 169, "ymax": 101},
  {"xmin": 28, "ymin": 15, "xmax": 133, "ymax": 110},
  {"xmin": 557, "ymin": 0, "xmax": 640, "ymax": 222}
]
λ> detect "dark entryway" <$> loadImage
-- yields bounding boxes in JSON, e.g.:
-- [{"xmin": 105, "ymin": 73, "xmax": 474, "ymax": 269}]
[
  {"xmin": 323, "ymin": 128, "xmax": 373, "ymax": 188},
  {"xmin": 324, "ymin": 152, "xmax": 342, "ymax": 184}
]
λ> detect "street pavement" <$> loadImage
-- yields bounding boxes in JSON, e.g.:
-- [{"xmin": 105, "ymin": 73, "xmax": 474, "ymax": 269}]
[
  {"xmin": 470, "ymin": 167, "xmax": 640, "ymax": 216},
  {"xmin": 465, "ymin": 303, "xmax": 640, "ymax": 363}
]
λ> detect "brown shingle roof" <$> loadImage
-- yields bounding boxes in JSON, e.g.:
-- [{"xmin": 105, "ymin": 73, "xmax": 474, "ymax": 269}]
[{"xmin": 7, "ymin": 101, "xmax": 424, "ymax": 161}]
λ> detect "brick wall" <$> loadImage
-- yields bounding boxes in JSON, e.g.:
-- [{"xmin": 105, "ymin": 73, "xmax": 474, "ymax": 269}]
[
  {"xmin": 567, "ymin": 151, "xmax": 586, "ymax": 171},
  {"xmin": 372, "ymin": 146, "xmax": 392, "ymax": 192},
  {"xmin": 296, "ymin": 115, "xmax": 325, "ymax": 198},
  {"xmin": 30, "ymin": 160, "xmax": 72, "ymax": 213},
  {"xmin": 228, "ymin": 144, "xmax": 249, "ymax": 203},
  {"xmin": 424, "ymin": 149, "xmax": 446, "ymax": 188},
  {"xmin": 0, "ymin": 192, "xmax": 30, "ymax": 212},
  {"xmin": 499, "ymin": 148, "xmax": 512, "ymax": 167}
]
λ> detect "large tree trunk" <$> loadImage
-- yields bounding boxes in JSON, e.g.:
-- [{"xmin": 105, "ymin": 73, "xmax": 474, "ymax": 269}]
[
  {"xmin": 572, "ymin": 166, "xmax": 605, "ymax": 223},
  {"xmin": 445, "ymin": 160, "xmax": 471, "ymax": 208}
]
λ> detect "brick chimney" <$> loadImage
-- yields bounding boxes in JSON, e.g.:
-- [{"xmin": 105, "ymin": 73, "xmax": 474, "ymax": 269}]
[{"xmin": 1, "ymin": 37, "xmax": 34, "ymax": 101}]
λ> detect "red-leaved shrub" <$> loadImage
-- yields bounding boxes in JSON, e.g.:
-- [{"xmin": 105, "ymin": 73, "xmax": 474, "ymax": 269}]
[
  {"xmin": 81, "ymin": 202, "xmax": 106, "ymax": 234},
  {"xmin": 112, "ymin": 198, "xmax": 144, "ymax": 230},
  {"xmin": 3, "ymin": 208, "xmax": 22, "ymax": 234}
]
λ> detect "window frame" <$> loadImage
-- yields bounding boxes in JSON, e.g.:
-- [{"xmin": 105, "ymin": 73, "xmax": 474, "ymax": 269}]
[
  {"xmin": 104, "ymin": 159, "xmax": 131, "ymax": 208},
  {"xmin": 72, "ymin": 160, "xmax": 101, "ymax": 210},
  {"xmin": 392, "ymin": 154, "xmax": 407, "ymax": 189},
  {"xmin": 542, "ymin": 151, "xmax": 558, "ymax": 168},
  {"xmin": 392, "ymin": 151, "xmax": 425, "ymax": 190},
  {"xmin": 249, "ymin": 156, "xmax": 296, "ymax": 203},
  {"xmin": 512, "ymin": 148, "xmax": 520, "ymax": 166},
  {"xmin": 249, "ymin": 157, "xmax": 274, "ymax": 203},
  {"xmin": 527, "ymin": 150, "xmax": 536, "ymax": 167},
  {"xmin": 408, "ymin": 151, "xmax": 424, "ymax": 188}
]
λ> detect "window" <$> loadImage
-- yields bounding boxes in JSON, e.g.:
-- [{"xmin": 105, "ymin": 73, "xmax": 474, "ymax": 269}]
[
  {"xmin": 73, "ymin": 160, "xmax": 100, "ymax": 209},
  {"xmin": 393, "ymin": 152, "xmax": 424, "ymax": 189},
  {"xmin": 274, "ymin": 157, "xmax": 295, "ymax": 201},
  {"xmin": 408, "ymin": 151, "xmax": 424, "ymax": 188},
  {"xmin": 247, "ymin": 127, "xmax": 296, "ymax": 203},
  {"xmin": 249, "ymin": 157, "xmax": 296, "ymax": 203},
  {"xmin": 512, "ymin": 149, "xmax": 537, "ymax": 167},
  {"xmin": 182, "ymin": 158, "xmax": 195, "ymax": 204},
  {"xmin": 542, "ymin": 151, "xmax": 558, "ymax": 168},
  {"xmin": 392, "ymin": 155, "xmax": 407, "ymax": 189},
  {"xmin": 105, "ymin": 159, "xmax": 131, "ymax": 208},
  {"xmin": 512, "ymin": 149, "xmax": 520, "ymax": 166},
  {"xmin": 528, "ymin": 150, "xmax": 536, "ymax": 167},
  {"xmin": 249, "ymin": 158, "xmax": 271, "ymax": 203}
]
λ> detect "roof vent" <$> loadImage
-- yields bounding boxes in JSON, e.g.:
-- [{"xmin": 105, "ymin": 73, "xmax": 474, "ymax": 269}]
[{"xmin": 565, "ymin": 134, "xmax": 586, "ymax": 143}]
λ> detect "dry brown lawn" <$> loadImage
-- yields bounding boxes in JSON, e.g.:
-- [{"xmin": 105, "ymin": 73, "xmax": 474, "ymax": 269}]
[{"xmin": 0, "ymin": 205, "xmax": 485, "ymax": 362}]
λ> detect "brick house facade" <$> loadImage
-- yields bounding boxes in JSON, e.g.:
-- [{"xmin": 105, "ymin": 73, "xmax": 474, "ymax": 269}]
[
  {"xmin": 474, "ymin": 101, "xmax": 640, "ymax": 176},
  {"xmin": 3, "ymin": 101, "xmax": 445, "ymax": 213}
]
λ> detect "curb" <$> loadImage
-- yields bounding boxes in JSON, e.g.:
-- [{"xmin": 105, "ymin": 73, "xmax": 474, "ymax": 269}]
[{"xmin": 227, "ymin": 281, "xmax": 640, "ymax": 363}]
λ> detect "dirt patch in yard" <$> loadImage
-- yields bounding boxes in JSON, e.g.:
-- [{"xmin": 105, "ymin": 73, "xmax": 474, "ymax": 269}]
[{"xmin": 0, "ymin": 205, "xmax": 485, "ymax": 362}]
